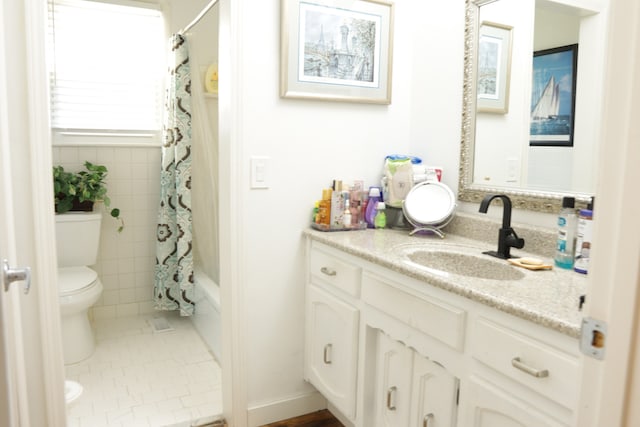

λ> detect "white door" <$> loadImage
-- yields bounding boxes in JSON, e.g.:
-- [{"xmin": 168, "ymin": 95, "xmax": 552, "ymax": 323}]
[
  {"xmin": 0, "ymin": 0, "xmax": 66, "ymax": 425},
  {"xmin": 0, "ymin": 2, "xmax": 33, "ymax": 423},
  {"xmin": 0, "ymin": 110, "xmax": 31, "ymax": 425},
  {"xmin": 374, "ymin": 331, "xmax": 413, "ymax": 427},
  {"xmin": 574, "ymin": 0, "xmax": 640, "ymax": 425},
  {"xmin": 410, "ymin": 355, "xmax": 459, "ymax": 427},
  {"xmin": 575, "ymin": 0, "xmax": 640, "ymax": 425},
  {"xmin": 305, "ymin": 285, "xmax": 359, "ymax": 419}
]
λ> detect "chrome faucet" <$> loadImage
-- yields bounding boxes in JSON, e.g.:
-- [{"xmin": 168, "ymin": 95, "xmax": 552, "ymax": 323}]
[{"xmin": 478, "ymin": 194, "xmax": 525, "ymax": 259}]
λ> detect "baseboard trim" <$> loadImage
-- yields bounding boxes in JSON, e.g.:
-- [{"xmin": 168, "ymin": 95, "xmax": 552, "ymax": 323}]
[{"xmin": 247, "ymin": 391, "xmax": 327, "ymax": 426}]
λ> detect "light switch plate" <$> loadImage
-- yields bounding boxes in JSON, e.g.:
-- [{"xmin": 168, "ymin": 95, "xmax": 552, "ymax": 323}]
[{"xmin": 250, "ymin": 156, "xmax": 270, "ymax": 189}]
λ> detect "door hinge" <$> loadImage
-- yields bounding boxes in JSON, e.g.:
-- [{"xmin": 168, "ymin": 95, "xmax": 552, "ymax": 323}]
[{"xmin": 580, "ymin": 317, "xmax": 607, "ymax": 360}]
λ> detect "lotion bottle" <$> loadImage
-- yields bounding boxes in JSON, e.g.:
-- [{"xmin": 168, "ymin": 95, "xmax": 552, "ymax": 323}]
[
  {"xmin": 554, "ymin": 196, "xmax": 577, "ymax": 269},
  {"xmin": 374, "ymin": 202, "xmax": 386, "ymax": 229},
  {"xmin": 365, "ymin": 187, "xmax": 382, "ymax": 228},
  {"xmin": 574, "ymin": 197, "xmax": 594, "ymax": 274},
  {"xmin": 342, "ymin": 199, "xmax": 352, "ymax": 228}
]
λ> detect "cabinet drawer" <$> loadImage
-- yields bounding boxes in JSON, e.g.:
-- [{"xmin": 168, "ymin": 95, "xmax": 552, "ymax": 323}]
[
  {"xmin": 471, "ymin": 318, "xmax": 579, "ymax": 409},
  {"xmin": 362, "ymin": 273, "xmax": 466, "ymax": 351},
  {"xmin": 310, "ymin": 246, "xmax": 361, "ymax": 297}
]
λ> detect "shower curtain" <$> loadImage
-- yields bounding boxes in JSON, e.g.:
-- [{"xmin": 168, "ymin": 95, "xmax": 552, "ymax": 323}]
[
  {"xmin": 189, "ymin": 39, "xmax": 220, "ymax": 285},
  {"xmin": 154, "ymin": 34, "xmax": 195, "ymax": 316}
]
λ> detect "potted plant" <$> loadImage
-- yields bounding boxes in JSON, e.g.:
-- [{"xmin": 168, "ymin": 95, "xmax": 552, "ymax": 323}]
[{"xmin": 53, "ymin": 161, "xmax": 124, "ymax": 232}]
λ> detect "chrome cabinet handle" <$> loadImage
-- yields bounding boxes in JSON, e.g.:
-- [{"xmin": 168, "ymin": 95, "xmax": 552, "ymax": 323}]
[
  {"xmin": 323, "ymin": 344, "xmax": 332, "ymax": 364},
  {"xmin": 320, "ymin": 266, "xmax": 336, "ymax": 276},
  {"xmin": 423, "ymin": 413, "xmax": 435, "ymax": 427},
  {"xmin": 2, "ymin": 259, "xmax": 31, "ymax": 294},
  {"xmin": 386, "ymin": 386, "xmax": 397, "ymax": 411},
  {"xmin": 511, "ymin": 357, "xmax": 549, "ymax": 378}
]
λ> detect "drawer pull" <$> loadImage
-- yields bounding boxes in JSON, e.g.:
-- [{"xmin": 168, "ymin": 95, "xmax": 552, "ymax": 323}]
[
  {"xmin": 423, "ymin": 413, "xmax": 434, "ymax": 427},
  {"xmin": 323, "ymin": 344, "xmax": 332, "ymax": 364},
  {"xmin": 511, "ymin": 357, "xmax": 549, "ymax": 378},
  {"xmin": 386, "ymin": 386, "xmax": 397, "ymax": 411},
  {"xmin": 320, "ymin": 266, "xmax": 337, "ymax": 276}
]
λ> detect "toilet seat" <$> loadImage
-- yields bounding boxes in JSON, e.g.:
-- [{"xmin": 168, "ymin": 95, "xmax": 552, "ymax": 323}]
[{"xmin": 58, "ymin": 267, "xmax": 98, "ymax": 296}]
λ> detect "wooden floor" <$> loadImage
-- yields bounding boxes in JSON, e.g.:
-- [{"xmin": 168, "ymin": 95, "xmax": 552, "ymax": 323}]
[{"xmin": 260, "ymin": 410, "xmax": 344, "ymax": 427}]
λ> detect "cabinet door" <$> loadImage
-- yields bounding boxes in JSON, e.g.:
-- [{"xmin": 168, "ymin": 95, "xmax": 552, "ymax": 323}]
[
  {"xmin": 374, "ymin": 331, "xmax": 414, "ymax": 427},
  {"xmin": 306, "ymin": 285, "xmax": 359, "ymax": 419},
  {"xmin": 466, "ymin": 377, "xmax": 566, "ymax": 427},
  {"xmin": 410, "ymin": 355, "xmax": 459, "ymax": 427}
]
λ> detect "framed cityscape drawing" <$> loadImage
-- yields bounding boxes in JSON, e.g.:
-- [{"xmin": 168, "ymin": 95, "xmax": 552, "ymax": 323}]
[
  {"xmin": 280, "ymin": 0, "xmax": 394, "ymax": 104},
  {"xmin": 529, "ymin": 44, "xmax": 578, "ymax": 146},
  {"xmin": 477, "ymin": 21, "xmax": 513, "ymax": 114}
]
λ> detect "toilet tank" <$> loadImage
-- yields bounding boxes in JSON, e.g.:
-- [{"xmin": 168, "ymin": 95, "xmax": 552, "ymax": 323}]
[{"xmin": 55, "ymin": 212, "xmax": 103, "ymax": 267}]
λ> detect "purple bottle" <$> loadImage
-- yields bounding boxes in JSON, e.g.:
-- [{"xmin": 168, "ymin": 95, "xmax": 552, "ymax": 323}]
[{"xmin": 365, "ymin": 187, "xmax": 382, "ymax": 228}]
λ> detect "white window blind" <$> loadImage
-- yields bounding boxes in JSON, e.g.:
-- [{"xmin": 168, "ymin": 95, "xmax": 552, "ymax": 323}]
[{"xmin": 48, "ymin": 0, "xmax": 165, "ymax": 132}]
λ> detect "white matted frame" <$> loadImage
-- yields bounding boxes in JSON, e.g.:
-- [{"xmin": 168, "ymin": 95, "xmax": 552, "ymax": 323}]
[
  {"xmin": 477, "ymin": 21, "xmax": 512, "ymax": 113},
  {"xmin": 280, "ymin": 0, "xmax": 394, "ymax": 104}
]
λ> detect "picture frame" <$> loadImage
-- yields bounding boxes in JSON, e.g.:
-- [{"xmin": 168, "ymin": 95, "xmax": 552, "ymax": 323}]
[
  {"xmin": 280, "ymin": 0, "xmax": 394, "ymax": 104},
  {"xmin": 529, "ymin": 44, "xmax": 578, "ymax": 147},
  {"xmin": 476, "ymin": 21, "xmax": 513, "ymax": 114}
]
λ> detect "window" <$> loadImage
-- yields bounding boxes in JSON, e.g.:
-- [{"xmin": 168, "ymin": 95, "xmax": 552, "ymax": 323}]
[{"xmin": 47, "ymin": 0, "xmax": 164, "ymax": 136}]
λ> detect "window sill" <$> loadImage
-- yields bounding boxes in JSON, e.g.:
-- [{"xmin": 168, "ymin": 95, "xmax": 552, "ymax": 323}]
[{"xmin": 52, "ymin": 130, "xmax": 162, "ymax": 148}]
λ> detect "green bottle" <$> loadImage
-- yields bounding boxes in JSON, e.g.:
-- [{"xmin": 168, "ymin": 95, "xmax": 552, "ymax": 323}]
[{"xmin": 374, "ymin": 202, "xmax": 386, "ymax": 229}]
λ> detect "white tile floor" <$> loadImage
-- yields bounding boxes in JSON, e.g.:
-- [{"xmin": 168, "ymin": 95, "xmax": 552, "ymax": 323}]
[{"xmin": 65, "ymin": 312, "xmax": 222, "ymax": 427}]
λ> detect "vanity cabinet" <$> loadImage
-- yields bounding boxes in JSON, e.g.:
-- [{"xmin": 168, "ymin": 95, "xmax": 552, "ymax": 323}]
[
  {"xmin": 304, "ymin": 239, "xmax": 581, "ymax": 427},
  {"xmin": 464, "ymin": 316, "xmax": 579, "ymax": 427},
  {"xmin": 373, "ymin": 331, "xmax": 459, "ymax": 427},
  {"xmin": 305, "ymin": 245, "xmax": 361, "ymax": 420},
  {"xmin": 465, "ymin": 377, "xmax": 565, "ymax": 427}
]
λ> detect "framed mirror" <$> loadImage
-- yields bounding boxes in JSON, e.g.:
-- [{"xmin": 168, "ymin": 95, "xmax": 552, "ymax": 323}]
[{"xmin": 458, "ymin": 0, "xmax": 607, "ymax": 213}]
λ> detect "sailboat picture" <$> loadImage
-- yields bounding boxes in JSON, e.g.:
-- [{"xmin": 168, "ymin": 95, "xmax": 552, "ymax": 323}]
[{"xmin": 530, "ymin": 44, "xmax": 578, "ymax": 146}]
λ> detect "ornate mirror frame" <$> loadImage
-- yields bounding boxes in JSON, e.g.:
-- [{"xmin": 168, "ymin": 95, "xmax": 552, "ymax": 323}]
[{"xmin": 458, "ymin": 0, "xmax": 593, "ymax": 213}]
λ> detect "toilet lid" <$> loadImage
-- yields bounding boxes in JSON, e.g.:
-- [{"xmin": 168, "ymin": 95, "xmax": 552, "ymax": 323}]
[{"xmin": 58, "ymin": 267, "xmax": 98, "ymax": 296}]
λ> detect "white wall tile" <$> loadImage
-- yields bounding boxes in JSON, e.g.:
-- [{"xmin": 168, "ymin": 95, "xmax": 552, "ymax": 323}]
[{"xmin": 118, "ymin": 288, "xmax": 136, "ymax": 304}]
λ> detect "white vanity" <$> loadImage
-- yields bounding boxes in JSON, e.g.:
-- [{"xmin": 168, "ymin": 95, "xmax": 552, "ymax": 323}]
[{"xmin": 304, "ymin": 222, "xmax": 587, "ymax": 427}]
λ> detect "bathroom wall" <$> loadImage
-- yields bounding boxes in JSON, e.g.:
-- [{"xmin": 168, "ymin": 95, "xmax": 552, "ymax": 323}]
[{"xmin": 227, "ymin": 0, "xmax": 466, "ymax": 419}]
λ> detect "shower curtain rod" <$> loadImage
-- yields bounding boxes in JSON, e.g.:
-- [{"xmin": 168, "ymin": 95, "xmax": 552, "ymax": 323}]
[{"xmin": 180, "ymin": 0, "xmax": 219, "ymax": 34}]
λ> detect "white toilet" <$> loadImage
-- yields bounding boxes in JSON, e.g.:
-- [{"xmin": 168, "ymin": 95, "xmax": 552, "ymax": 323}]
[{"xmin": 55, "ymin": 212, "xmax": 104, "ymax": 365}]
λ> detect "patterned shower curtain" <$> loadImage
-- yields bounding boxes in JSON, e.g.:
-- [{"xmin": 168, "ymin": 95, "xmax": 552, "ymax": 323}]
[{"xmin": 154, "ymin": 34, "xmax": 195, "ymax": 316}]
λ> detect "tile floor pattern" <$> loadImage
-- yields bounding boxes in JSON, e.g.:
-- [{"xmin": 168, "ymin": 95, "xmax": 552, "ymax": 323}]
[{"xmin": 65, "ymin": 312, "xmax": 222, "ymax": 427}]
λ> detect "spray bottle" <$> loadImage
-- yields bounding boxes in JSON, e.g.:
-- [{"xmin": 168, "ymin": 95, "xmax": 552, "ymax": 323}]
[{"xmin": 554, "ymin": 196, "xmax": 577, "ymax": 269}]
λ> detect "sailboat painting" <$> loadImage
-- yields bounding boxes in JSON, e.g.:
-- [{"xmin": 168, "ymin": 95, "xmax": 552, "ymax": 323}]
[{"xmin": 530, "ymin": 44, "xmax": 578, "ymax": 146}]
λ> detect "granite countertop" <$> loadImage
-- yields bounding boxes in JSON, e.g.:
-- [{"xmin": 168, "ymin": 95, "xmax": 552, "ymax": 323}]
[{"xmin": 304, "ymin": 226, "xmax": 588, "ymax": 338}]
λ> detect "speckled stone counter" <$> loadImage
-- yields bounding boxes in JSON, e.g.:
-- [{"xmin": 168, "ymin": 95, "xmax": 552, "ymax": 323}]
[{"xmin": 304, "ymin": 224, "xmax": 588, "ymax": 338}]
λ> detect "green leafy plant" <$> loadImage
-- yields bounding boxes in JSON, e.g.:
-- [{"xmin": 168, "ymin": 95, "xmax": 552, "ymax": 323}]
[{"xmin": 53, "ymin": 161, "xmax": 124, "ymax": 232}]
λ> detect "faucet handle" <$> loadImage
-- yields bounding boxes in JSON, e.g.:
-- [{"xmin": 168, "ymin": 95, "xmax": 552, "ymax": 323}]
[{"xmin": 506, "ymin": 228, "xmax": 525, "ymax": 249}]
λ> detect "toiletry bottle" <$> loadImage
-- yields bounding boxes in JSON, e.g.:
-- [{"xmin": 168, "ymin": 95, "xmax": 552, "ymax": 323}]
[
  {"xmin": 349, "ymin": 190, "xmax": 360, "ymax": 226},
  {"xmin": 330, "ymin": 188, "xmax": 345, "ymax": 226},
  {"xmin": 360, "ymin": 191, "xmax": 369, "ymax": 226},
  {"xmin": 574, "ymin": 198, "xmax": 594, "ymax": 274},
  {"xmin": 312, "ymin": 201, "xmax": 320, "ymax": 224},
  {"xmin": 374, "ymin": 202, "xmax": 386, "ymax": 229},
  {"xmin": 554, "ymin": 196, "xmax": 577, "ymax": 269},
  {"xmin": 342, "ymin": 199, "xmax": 352, "ymax": 228},
  {"xmin": 318, "ymin": 189, "xmax": 332, "ymax": 225},
  {"xmin": 365, "ymin": 187, "xmax": 382, "ymax": 228}
]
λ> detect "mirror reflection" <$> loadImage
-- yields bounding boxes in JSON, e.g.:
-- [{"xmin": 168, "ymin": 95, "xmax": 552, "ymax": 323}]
[{"xmin": 459, "ymin": 0, "xmax": 607, "ymax": 211}]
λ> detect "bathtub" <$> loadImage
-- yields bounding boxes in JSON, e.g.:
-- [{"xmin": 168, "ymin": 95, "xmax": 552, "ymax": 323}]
[{"xmin": 192, "ymin": 268, "xmax": 221, "ymax": 362}]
